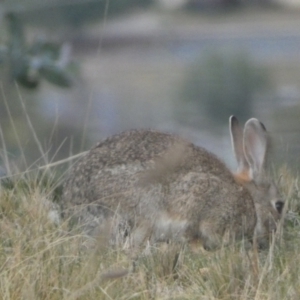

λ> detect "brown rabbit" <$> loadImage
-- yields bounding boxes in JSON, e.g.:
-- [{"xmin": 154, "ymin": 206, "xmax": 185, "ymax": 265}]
[{"xmin": 62, "ymin": 116, "xmax": 284, "ymax": 250}]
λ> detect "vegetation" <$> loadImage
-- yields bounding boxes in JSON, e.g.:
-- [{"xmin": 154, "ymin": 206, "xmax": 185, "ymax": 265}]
[
  {"xmin": 270, "ymin": 105, "xmax": 300, "ymax": 170},
  {"xmin": 0, "ymin": 0, "xmax": 155, "ymax": 168},
  {"xmin": 0, "ymin": 76, "xmax": 298, "ymax": 299},
  {"xmin": 1, "ymin": 13, "xmax": 76, "ymax": 89},
  {"xmin": 5, "ymin": 0, "xmax": 154, "ymax": 28},
  {"xmin": 0, "ymin": 8, "xmax": 82, "ymax": 168},
  {"xmin": 179, "ymin": 51, "xmax": 271, "ymax": 127},
  {"xmin": 0, "ymin": 162, "xmax": 298, "ymax": 299},
  {"xmin": 0, "ymin": 5, "xmax": 300, "ymax": 297}
]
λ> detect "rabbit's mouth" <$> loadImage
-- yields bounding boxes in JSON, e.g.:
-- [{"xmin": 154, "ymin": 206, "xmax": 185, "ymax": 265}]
[
  {"xmin": 255, "ymin": 216, "xmax": 281, "ymax": 249},
  {"xmin": 257, "ymin": 231, "xmax": 278, "ymax": 250},
  {"xmin": 256, "ymin": 237, "xmax": 269, "ymax": 250}
]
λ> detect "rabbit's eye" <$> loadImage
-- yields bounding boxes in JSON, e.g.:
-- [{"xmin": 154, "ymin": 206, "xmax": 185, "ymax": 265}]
[{"xmin": 275, "ymin": 201, "xmax": 284, "ymax": 214}]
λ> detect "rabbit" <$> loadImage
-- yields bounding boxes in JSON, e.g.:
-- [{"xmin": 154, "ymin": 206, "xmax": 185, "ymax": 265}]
[{"xmin": 62, "ymin": 116, "xmax": 284, "ymax": 250}]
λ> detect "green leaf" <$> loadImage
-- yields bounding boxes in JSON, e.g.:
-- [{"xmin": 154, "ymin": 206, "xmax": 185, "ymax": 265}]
[
  {"xmin": 6, "ymin": 13, "xmax": 26, "ymax": 51},
  {"xmin": 29, "ymin": 40, "xmax": 61, "ymax": 60},
  {"xmin": 0, "ymin": 46, "xmax": 8, "ymax": 64},
  {"xmin": 16, "ymin": 71, "xmax": 40, "ymax": 89},
  {"xmin": 40, "ymin": 63, "xmax": 73, "ymax": 87}
]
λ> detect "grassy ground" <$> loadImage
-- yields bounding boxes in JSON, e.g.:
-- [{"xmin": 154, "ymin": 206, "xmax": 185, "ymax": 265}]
[
  {"xmin": 0, "ymin": 166, "xmax": 299, "ymax": 300},
  {"xmin": 1, "ymin": 7, "xmax": 300, "ymax": 299}
]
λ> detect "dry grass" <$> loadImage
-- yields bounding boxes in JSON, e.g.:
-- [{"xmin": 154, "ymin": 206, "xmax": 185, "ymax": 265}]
[{"xmin": 0, "ymin": 166, "xmax": 299, "ymax": 300}]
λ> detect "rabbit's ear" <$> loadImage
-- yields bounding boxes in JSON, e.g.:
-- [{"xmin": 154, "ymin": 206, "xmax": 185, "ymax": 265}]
[
  {"xmin": 243, "ymin": 118, "xmax": 269, "ymax": 179},
  {"xmin": 229, "ymin": 115, "xmax": 250, "ymax": 173}
]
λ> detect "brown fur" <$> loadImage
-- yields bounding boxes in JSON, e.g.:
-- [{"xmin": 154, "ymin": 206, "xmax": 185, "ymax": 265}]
[
  {"xmin": 234, "ymin": 171, "xmax": 252, "ymax": 184},
  {"xmin": 62, "ymin": 120, "xmax": 283, "ymax": 250}
]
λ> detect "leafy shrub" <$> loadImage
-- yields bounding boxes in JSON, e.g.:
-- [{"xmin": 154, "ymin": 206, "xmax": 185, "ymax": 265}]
[
  {"xmin": 10, "ymin": 0, "xmax": 154, "ymax": 28},
  {"xmin": 179, "ymin": 50, "xmax": 271, "ymax": 127}
]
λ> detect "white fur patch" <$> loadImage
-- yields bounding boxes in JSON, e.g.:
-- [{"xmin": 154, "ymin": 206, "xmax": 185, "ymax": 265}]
[{"xmin": 153, "ymin": 213, "xmax": 188, "ymax": 242}]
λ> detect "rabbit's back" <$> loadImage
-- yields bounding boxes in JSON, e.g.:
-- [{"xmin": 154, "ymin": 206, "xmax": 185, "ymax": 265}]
[
  {"xmin": 63, "ymin": 129, "xmax": 256, "ymax": 247},
  {"xmin": 63, "ymin": 129, "xmax": 236, "ymax": 205}
]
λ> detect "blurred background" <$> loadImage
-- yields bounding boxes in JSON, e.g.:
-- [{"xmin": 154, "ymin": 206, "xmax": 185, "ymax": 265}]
[{"xmin": 1, "ymin": 0, "xmax": 300, "ymax": 174}]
